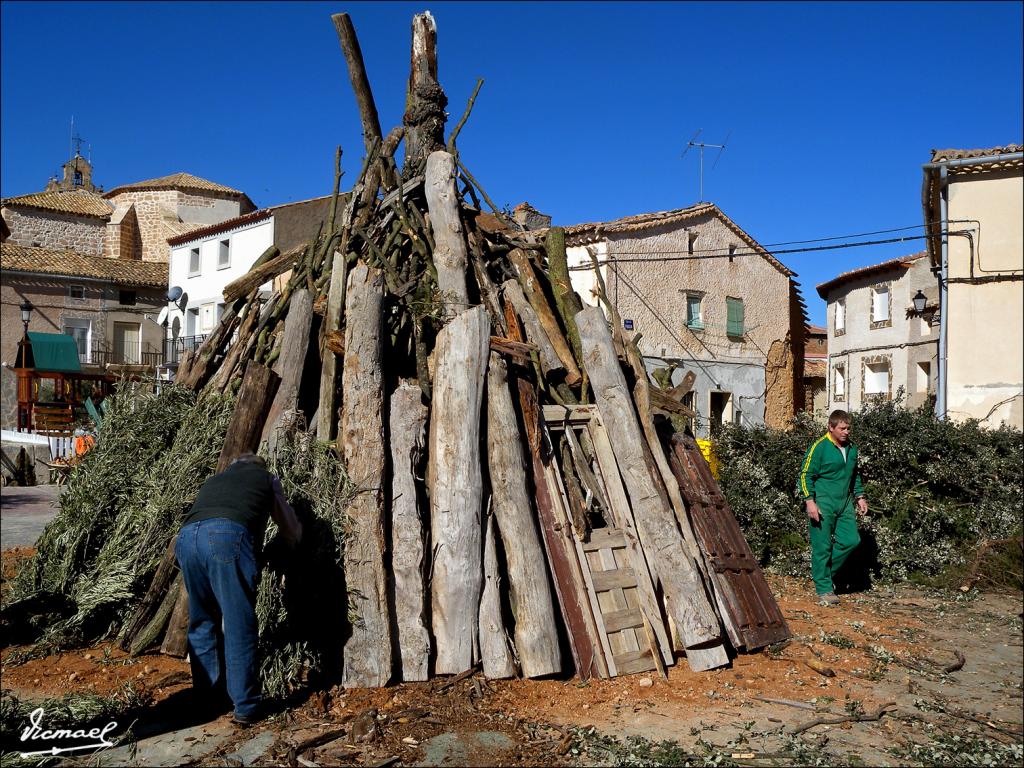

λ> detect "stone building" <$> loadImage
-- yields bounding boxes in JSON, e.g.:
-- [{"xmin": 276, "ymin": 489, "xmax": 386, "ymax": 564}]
[
  {"xmin": 1, "ymin": 154, "xmax": 256, "ymax": 430},
  {"xmin": 802, "ymin": 324, "xmax": 828, "ymax": 415},
  {"xmin": 563, "ymin": 202, "xmax": 806, "ymax": 436},
  {"xmin": 817, "ymin": 252, "xmax": 938, "ymax": 413}
]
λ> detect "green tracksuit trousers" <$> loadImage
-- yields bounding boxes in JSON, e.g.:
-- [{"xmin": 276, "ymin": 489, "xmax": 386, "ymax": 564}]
[{"xmin": 808, "ymin": 502, "xmax": 861, "ymax": 595}]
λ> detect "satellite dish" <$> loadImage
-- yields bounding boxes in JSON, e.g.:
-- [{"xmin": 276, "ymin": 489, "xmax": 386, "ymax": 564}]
[
  {"xmin": 167, "ymin": 286, "xmax": 183, "ymax": 302},
  {"xmin": 171, "ymin": 316, "xmax": 181, "ymax": 339},
  {"xmin": 156, "ymin": 306, "xmax": 169, "ymax": 326},
  {"xmin": 177, "ymin": 291, "xmax": 188, "ymax": 311}
]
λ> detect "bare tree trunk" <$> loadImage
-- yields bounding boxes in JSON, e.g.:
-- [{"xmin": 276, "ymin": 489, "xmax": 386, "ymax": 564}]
[
  {"xmin": 486, "ymin": 352, "xmax": 562, "ymax": 677},
  {"xmin": 428, "ymin": 305, "xmax": 490, "ymax": 674},
  {"xmin": 402, "ymin": 11, "xmax": 447, "ymax": 177},
  {"xmin": 316, "ymin": 251, "xmax": 346, "ymax": 441},
  {"xmin": 340, "ymin": 262, "xmax": 392, "ymax": 688},
  {"xmin": 479, "ymin": 511, "xmax": 516, "ymax": 679},
  {"xmin": 507, "ymin": 248, "xmax": 582, "ymax": 385},
  {"xmin": 332, "ymin": 13, "xmax": 383, "ymax": 151},
  {"xmin": 501, "ymin": 280, "xmax": 565, "ymax": 382},
  {"xmin": 575, "ymin": 307, "xmax": 728, "ymax": 672},
  {"xmin": 425, "ymin": 151, "xmax": 469, "ymax": 318},
  {"xmin": 261, "ymin": 288, "xmax": 313, "ymax": 448},
  {"xmin": 389, "ymin": 380, "xmax": 430, "ymax": 682}
]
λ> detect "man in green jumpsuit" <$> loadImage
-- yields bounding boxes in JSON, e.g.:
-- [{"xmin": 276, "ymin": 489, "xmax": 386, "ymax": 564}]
[{"xmin": 797, "ymin": 409, "xmax": 868, "ymax": 605}]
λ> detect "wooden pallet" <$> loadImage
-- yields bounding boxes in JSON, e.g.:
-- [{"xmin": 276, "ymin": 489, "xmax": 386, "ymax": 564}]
[{"xmin": 544, "ymin": 404, "xmax": 672, "ymax": 678}]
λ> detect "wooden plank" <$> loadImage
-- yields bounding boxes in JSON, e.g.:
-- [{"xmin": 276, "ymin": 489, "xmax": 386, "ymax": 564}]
[
  {"xmin": 424, "ymin": 151, "xmax": 470, "ymax": 319},
  {"xmin": 582, "ymin": 528, "xmax": 626, "ymax": 551},
  {"xmin": 261, "ymin": 288, "xmax": 313, "ymax": 448},
  {"xmin": 603, "ymin": 607, "xmax": 645, "ymax": 633},
  {"xmin": 613, "ymin": 649, "xmax": 656, "ymax": 676},
  {"xmin": 543, "ymin": 403, "xmax": 599, "ymax": 426},
  {"xmin": 590, "ymin": 568, "xmax": 638, "ymax": 592},
  {"xmin": 550, "ymin": 458, "xmax": 616, "ymax": 677}
]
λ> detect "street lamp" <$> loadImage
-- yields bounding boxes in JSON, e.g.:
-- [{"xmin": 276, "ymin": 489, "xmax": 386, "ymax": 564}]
[
  {"xmin": 19, "ymin": 299, "xmax": 33, "ymax": 334},
  {"xmin": 911, "ymin": 290, "xmax": 927, "ymax": 315}
]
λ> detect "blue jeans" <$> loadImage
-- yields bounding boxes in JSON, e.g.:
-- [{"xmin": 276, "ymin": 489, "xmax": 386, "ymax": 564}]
[{"xmin": 175, "ymin": 519, "xmax": 261, "ymax": 719}]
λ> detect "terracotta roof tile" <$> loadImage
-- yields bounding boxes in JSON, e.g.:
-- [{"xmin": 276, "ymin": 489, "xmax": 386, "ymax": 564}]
[
  {"xmin": 930, "ymin": 144, "xmax": 1022, "ymax": 163},
  {"xmin": 1, "ymin": 242, "xmax": 167, "ymax": 288},
  {"xmin": 804, "ymin": 359, "xmax": 827, "ymax": 378},
  {"xmin": 564, "ymin": 202, "xmax": 795, "ymax": 277},
  {"xmin": 104, "ymin": 172, "xmax": 246, "ymax": 198},
  {"xmin": 816, "ymin": 252, "xmax": 926, "ymax": 299},
  {"xmin": 1, "ymin": 190, "xmax": 113, "ymax": 219}
]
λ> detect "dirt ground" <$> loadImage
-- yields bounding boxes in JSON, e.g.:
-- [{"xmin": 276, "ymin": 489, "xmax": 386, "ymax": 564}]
[{"xmin": 2, "ymin": 549, "xmax": 1022, "ymax": 766}]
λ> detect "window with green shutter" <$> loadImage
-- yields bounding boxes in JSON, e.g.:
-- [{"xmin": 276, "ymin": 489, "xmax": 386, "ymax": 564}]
[
  {"xmin": 686, "ymin": 294, "xmax": 704, "ymax": 330},
  {"xmin": 726, "ymin": 297, "xmax": 745, "ymax": 338}
]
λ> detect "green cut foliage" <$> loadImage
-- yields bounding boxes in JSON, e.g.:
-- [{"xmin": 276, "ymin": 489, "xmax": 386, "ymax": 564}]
[
  {"xmin": 256, "ymin": 426, "xmax": 355, "ymax": 697},
  {"xmin": 713, "ymin": 398, "xmax": 1023, "ymax": 586}
]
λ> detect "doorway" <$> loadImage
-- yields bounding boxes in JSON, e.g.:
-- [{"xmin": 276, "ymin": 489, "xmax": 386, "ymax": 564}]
[
  {"xmin": 113, "ymin": 322, "xmax": 141, "ymax": 364},
  {"xmin": 710, "ymin": 391, "xmax": 733, "ymax": 430}
]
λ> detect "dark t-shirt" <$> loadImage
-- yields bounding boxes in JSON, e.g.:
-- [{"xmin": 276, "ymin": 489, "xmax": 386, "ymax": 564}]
[{"xmin": 182, "ymin": 461, "xmax": 276, "ymax": 541}]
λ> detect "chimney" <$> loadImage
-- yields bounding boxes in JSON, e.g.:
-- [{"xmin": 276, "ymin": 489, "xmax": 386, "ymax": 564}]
[{"xmin": 512, "ymin": 202, "xmax": 552, "ymax": 231}]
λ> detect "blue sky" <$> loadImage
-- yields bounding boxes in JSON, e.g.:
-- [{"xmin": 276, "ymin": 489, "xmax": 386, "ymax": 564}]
[{"xmin": 2, "ymin": 1, "xmax": 1021, "ymax": 324}]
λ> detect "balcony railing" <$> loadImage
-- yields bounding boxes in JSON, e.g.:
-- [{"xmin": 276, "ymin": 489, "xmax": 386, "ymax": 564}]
[
  {"xmin": 164, "ymin": 334, "xmax": 209, "ymax": 365},
  {"xmin": 86, "ymin": 343, "xmax": 166, "ymax": 368}
]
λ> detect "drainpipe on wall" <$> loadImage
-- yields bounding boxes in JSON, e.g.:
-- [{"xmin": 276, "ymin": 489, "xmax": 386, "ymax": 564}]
[
  {"xmin": 922, "ymin": 150, "xmax": 1023, "ymax": 421},
  {"xmin": 937, "ymin": 165, "xmax": 949, "ymax": 420}
]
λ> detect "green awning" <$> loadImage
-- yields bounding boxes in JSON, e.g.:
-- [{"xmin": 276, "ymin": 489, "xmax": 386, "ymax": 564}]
[{"xmin": 27, "ymin": 332, "xmax": 82, "ymax": 373}]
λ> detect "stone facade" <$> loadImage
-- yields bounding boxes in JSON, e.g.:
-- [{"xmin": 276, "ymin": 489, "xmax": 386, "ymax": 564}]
[
  {"xmin": 104, "ymin": 189, "xmax": 254, "ymax": 263},
  {"xmin": 567, "ymin": 207, "xmax": 803, "ymax": 435},
  {"xmin": 0, "ymin": 274, "xmax": 165, "ymax": 430},
  {"xmin": 1, "ymin": 207, "xmax": 105, "ymax": 255}
]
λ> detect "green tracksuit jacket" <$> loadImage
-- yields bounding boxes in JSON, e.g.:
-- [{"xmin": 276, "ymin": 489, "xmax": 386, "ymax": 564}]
[{"xmin": 798, "ymin": 434, "xmax": 865, "ymax": 595}]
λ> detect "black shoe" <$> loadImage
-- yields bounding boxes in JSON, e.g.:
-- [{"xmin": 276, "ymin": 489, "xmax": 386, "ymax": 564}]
[{"xmin": 232, "ymin": 707, "xmax": 266, "ymax": 727}]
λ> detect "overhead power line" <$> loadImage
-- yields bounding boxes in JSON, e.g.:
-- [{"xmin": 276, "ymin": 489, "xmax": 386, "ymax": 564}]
[{"xmin": 565, "ymin": 232, "xmax": 970, "ymax": 269}]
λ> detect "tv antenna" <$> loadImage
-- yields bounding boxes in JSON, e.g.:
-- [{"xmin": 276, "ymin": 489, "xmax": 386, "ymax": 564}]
[{"xmin": 680, "ymin": 129, "xmax": 731, "ymax": 202}]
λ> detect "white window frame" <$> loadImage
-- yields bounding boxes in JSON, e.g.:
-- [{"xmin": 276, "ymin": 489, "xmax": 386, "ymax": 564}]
[
  {"xmin": 916, "ymin": 361, "xmax": 931, "ymax": 393},
  {"xmin": 833, "ymin": 364, "xmax": 846, "ymax": 399},
  {"xmin": 217, "ymin": 238, "xmax": 231, "ymax": 270},
  {"xmin": 865, "ymin": 361, "xmax": 890, "ymax": 395},
  {"xmin": 188, "ymin": 247, "xmax": 201, "ymax": 277},
  {"xmin": 63, "ymin": 318, "xmax": 92, "ymax": 363},
  {"xmin": 871, "ymin": 284, "xmax": 891, "ymax": 324},
  {"xmin": 835, "ymin": 299, "xmax": 846, "ymax": 334}
]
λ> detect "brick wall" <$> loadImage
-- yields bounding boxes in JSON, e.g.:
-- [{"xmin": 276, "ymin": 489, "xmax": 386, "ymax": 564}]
[{"xmin": 1, "ymin": 207, "xmax": 106, "ymax": 255}]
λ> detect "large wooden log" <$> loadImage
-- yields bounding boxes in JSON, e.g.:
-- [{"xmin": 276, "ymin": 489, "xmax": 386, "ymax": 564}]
[
  {"xmin": 479, "ymin": 512, "xmax": 516, "ymax": 680},
  {"xmin": 501, "ymin": 280, "xmax": 565, "ymax": 382},
  {"xmin": 508, "ymin": 248, "xmax": 582, "ymax": 386},
  {"xmin": 486, "ymin": 352, "xmax": 562, "ymax": 678},
  {"xmin": 161, "ymin": 361, "xmax": 282, "ymax": 657},
  {"xmin": 261, "ymin": 288, "xmax": 313, "ymax": 448},
  {"xmin": 316, "ymin": 251, "xmax": 346, "ymax": 441},
  {"xmin": 546, "ymin": 227, "xmax": 584, "ymax": 366},
  {"xmin": 402, "ymin": 11, "xmax": 447, "ymax": 177},
  {"xmin": 221, "ymin": 246, "xmax": 300, "ymax": 304},
  {"xmin": 389, "ymin": 380, "xmax": 430, "ymax": 682},
  {"xmin": 340, "ymin": 263, "xmax": 392, "ymax": 688},
  {"xmin": 118, "ymin": 538, "xmax": 181, "ymax": 650},
  {"xmin": 428, "ymin": 305, "xmax": 490, "ymax": 674},
  {"xmin": 575, "ymin": 307, "xmax": 728, "ymax": 672},
  {"xmin": 331, "ymin": 13, "xmax": 383, "ymax": 152},
  {"xmin": 425, "ymin": 151, "xmax": 469, "ymax": 318}
]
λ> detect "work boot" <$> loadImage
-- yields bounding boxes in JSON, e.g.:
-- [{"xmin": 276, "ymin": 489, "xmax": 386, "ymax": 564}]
[{"xmin": 818, "ymin": 592, "xmax": 840, "ymax": 606}]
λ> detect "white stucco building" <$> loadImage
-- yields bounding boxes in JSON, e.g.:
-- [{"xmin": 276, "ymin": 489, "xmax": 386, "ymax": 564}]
[
  {"xmin": 164, "ymin": 196, "xmax": 332, "ymax": 369},
  {"xmin": 922, "ymin": 145, "xmax": 1023, "ymax": 427}
]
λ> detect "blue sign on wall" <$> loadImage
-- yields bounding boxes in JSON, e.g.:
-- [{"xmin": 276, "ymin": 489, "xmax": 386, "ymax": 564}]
[{"xmin": 623, "ymin": 319, "xmax": 634, "ymax": 331}]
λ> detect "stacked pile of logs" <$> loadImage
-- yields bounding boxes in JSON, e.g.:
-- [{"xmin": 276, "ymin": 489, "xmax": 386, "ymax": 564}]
[{"xmin": 122, "ymin": 11, "xmax": 789, "ymax": 686}]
